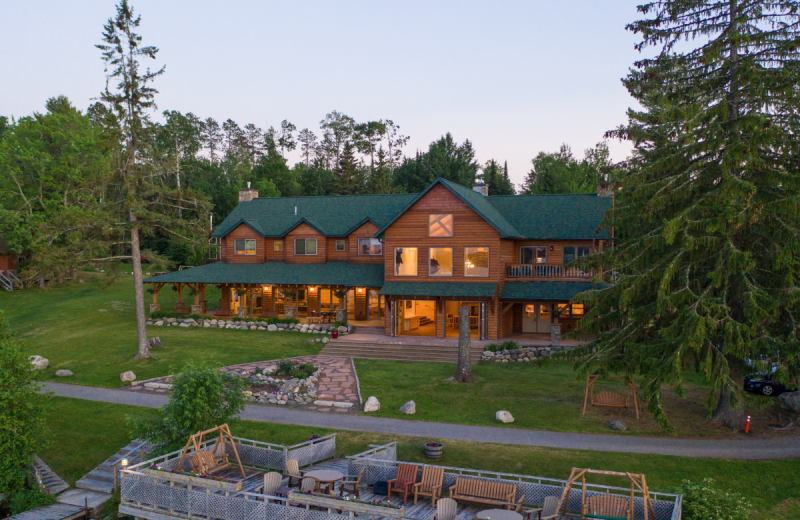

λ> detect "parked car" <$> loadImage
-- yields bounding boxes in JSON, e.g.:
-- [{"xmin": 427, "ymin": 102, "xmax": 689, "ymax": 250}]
[{"xmin": 744, "ymin": 373, "xmax": 797, "ymax": 396}]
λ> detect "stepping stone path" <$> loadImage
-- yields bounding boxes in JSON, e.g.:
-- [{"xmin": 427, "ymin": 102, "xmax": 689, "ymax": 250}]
[{"xmin": 126, "ymin": 355, "xmax": 362, "ymax": 412}]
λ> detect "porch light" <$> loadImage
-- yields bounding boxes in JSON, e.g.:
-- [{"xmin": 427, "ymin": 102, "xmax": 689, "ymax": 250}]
[
  {"xmin": 358, "ymin": 288, "xmax": 363, "ymax": 293},
  {"xmin": 309, "ymin": 287, "xmax": 315, "ymax": 292},
  {"xmin": 120, "ymin": 459, "xmax": 128, "ymax": 467}
]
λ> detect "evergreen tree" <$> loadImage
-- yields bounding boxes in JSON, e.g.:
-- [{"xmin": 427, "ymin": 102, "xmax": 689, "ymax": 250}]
[
  {"xmin": 297, "ymin": 128, "xmax": 317, "ymax": 167},
  {"xmin": 297, "ymin": 159, "xmax": 336, "ymax": 196},
  {"xmin": 333, "ymin": 141, "xmax": 366, "ymax": 195},
  {"xmin": 252, "ymin": 137, "xmax": 296, "ymax": 196},
  {"xmin": 575, "ymin": 1, "xmax": 800, "ymax": 431},
  {"xmin": 481, "ymin": 159, "xmax": 515, "ymax": 195},
  {"xmin": 276, "ymin": 120, "xmax": 296, "ymax": 157},
  {"xmin": 200, "ymin": 117, "xmax": 223, "ymax": 162},
  {"xmin": 393, "ymin": 133, "xmax": 478, "ymax": 193},
  {"xmin": 367, "ymin": 148, "xmax": 402, "ymax": 194},
  {"xmin": 522, "ymin": 143, "xmax": 608, "ymax": 195}
]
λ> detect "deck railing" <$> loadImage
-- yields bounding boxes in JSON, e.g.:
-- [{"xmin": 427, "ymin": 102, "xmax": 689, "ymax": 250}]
[
  {"xmin": 506, "ymin": 264, "xmax": 593, "ymax": 280},
  {"xmin": 347, "ymin": 443, "xmax": 681, "ymax": 520}
]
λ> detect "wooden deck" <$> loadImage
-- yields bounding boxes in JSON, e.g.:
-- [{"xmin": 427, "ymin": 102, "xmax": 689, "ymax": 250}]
[{"xmin": 9, "ymin": 503, "xmax": 87, "ymax": 520}]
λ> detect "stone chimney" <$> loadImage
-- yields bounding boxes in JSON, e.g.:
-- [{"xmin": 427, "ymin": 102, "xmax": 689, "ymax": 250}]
[
  {"xmin": 597, "ymin": 180, "xmax": 614, "ymax": 197},
  {"xmin": 472, "ymin": 181, "xmax": 488, "ymax": 196},
  {"xmin": 239, "ymin": 182, "xmax": 259, "ymax": 202}
]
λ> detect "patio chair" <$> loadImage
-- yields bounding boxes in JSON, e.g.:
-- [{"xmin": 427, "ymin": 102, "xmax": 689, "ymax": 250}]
[
  {"xmin": 286, "ymin": 459, "xmax": 304, "ymax": 487},
  {"xmin": 189, "ymin": 451, "xmax": 230, "ymax": 475},
  {"xmin": 261, "ymin": 472, "xmax": 282, "ymax": 496},
  {"xmin": 301, "ymin": 477, "xmax": 321, "ymax": 493},
  {"xmin": 414, "ymin": 466, "xmax": 444, "ymax": 507},
  {"xmin": 387, "ymin": 463, "xmax": 418, "ymax": 503},
  {"xmin": 427, "ymin": 497, "xmax": 457, "ymax": 520},
  {"xmin": 525, "ymin": 496, "xmax": 560, "ymax": 520},
  {"xmin": 339, "ymin": 467, "xmax": 364, "ymax": 498}
]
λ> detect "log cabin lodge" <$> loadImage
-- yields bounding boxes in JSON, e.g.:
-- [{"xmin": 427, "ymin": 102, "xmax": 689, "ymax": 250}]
[{"xmin": 144, "ymin": 178, "xmax": 611, "ymax": 341}]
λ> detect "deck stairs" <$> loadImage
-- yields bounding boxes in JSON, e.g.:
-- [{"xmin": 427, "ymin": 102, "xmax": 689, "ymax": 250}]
[
  {"xmin": 320, "ymin": 335, "xmax": 485, "ymax": 364},
  {"xmin": 9, "ymin": 503, "xmax": 88, "ymax": 520},
  {"xmin": 31, "ymin": 456, "xmax": 70, "ymax": 495},
  {"xmin": 75, "ymin": 439, "xmax": 150, "ymax": 494},
  {"xmin": 1, "ymin": 269, "xmax": 23, "ymax": 291}
]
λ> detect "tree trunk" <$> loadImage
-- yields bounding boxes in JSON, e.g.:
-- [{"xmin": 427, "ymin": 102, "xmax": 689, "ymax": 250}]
[
  {"xmin": 454, "ymin": 306, "xmax": 473, "ymax": 383},
  {"xmin": 130, "ymin": 224, "xmax": 152, "ymax": 360},
  {"xmin": 711, "ymin": 383, "xmax": 745, "ymax": 430}
]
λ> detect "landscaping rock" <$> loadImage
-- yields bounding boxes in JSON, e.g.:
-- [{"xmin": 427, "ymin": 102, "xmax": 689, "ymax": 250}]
[
  {"xmin": 338, "ymin": 326, "xmax": 348, "ymax": 333},
  {"xmin": 496, "ymin": 410, "xmax": 515, "ymax": 423},
  {"xmin": 778, "ymin": 391, "xmax": 800, "ymax": 414},
  {"xmin": 610, "ymin": 420, "xmax": 627, "ymax": 432},
  {"xmin": 55, "ymin": 369, "xmax": 73, "ymax": 377},
  {"xmin": 314, "ymin": 400, "xmax": 334, "ymax": 406},
  {"xmin": 120, "ymin": 371, "xmax": 136, "ymax": 382},
  {"xmin": 268, "ymin": 324, "xmax": 278, "ymax": 331},
  {"xmin": 78, "ymin": 279, "xmax": 85, "ymax": 284},
  {"xmin": 364, "ymin": 396, "xmax": 380, "ymax": 412},
  {"xmin": 400, "ymin": 400, "xmax": 416, "ymax": 415},
  {"xmin": 321, "ymin": 337, "xmax": 329, "ymax": 344},
  {"xmin": 29, "ymin": 355, "xmax": 49, "ymax": 370}
]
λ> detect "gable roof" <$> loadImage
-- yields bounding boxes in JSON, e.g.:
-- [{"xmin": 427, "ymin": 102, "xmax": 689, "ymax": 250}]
[
  {"xmin": 374, "ymin": 178, "xmax": 522, "ymax": 239},
  {"xmin": 487, "ymin": 193, "xmax": 611, "ymax": 240},
  {"xmin": 212, "ymin": 193, "xmax": 416, "ymax": 239}
]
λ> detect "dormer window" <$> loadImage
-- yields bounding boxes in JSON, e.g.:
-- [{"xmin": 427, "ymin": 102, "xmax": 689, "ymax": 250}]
[
  {"xmin": 235, "ymin": 239, "xmax": 256, "ymax": 256},
  {"xmin": 358, "ymin": 238, "xmax": 382, "ymax": 255},
  {"xmin": 429, "ymin": 214, "xmax": 453, "ymax": 237},
  {"xmin": 294, "ymin": 238, "xmax": 317, "ymax": 255}
]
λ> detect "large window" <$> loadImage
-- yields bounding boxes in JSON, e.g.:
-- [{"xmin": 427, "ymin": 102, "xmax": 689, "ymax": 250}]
[
  {"xmin": 335, "ymin": 240, "xmax": 346, "ymax": 252},
  {"xmin": 429, "ymin": 214, "xmax": 453, "ymax": 237},
  {"xmin": 234, "ymin": 239, "xmax": 256, "ymax": 255},
  {"xmin": 563, "ymin": 245, "xmax": 591, "ymax": 263},
  {"xmin": 465, "ymin": 247, "xmax": 490, "ymax": 277},
  {"xmin": 294, "ymin": 238, "xmax": 317, "ymax": 255},
  {"xmin": 358, "ymin": 238, "xmax": 382, "ymax": 255},
  {"xmin": 429, "ymin": 247, "xmax": 453, "ymax": 276},
  {"xmin": 394, "ymin": 247, "xmax": 418, "ymax": 276},
  {"xmin": 274, "ymin": 240, "xmax": 283, "ymax": 252},
  {"xmin": 520, "ymin": 246, "xmax": 547, "ymax": 264}
]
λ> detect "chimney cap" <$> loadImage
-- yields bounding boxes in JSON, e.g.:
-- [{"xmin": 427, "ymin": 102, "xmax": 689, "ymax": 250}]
[{"xmin": 472, "ymin": 181, "xmax": 488, "ymax": 196}]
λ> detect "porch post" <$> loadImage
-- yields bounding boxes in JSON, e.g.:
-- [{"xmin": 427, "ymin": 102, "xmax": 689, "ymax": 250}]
[
  {"xmin": 191, "ymin": 283, "xmax": 204, "ymax": 316},
  {"xmin": 150, "ymin": 283, "xmax": 162, "ymax": 314},
  {"xmin": 550, "ymin": 302, "xmax": 561, "ymax": 344},
  {"xmin": 176, "ymin": 283, "xmax": 184, "ymax": 313}
]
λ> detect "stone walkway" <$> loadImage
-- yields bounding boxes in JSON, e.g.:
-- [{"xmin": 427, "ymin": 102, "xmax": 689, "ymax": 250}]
[{"xmin": 125, "ymin": 355, "xmax": 361, "ymax": 412}]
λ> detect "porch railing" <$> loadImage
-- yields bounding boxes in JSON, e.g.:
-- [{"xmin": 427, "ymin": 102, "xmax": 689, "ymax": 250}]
[
  {"xmin": 506, "ymin": 264, "xmax": 592, "ymax": 280},
  {"xmin": 347, "ymin": 443, "xmax": 681, "ymax": 520}
]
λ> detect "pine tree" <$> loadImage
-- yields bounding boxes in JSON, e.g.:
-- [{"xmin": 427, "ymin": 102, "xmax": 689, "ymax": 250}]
[
  {"xmin": 575, "ymin": 1, "xmax": 800, "ymax": 431},
  {"xmin": 297, "ymin": 128, "xmax": 317, "ymax": 167},
  {"xmin": 481, "ymin": 159, "xmax": 515, "ymax": 195},
  {"xmin": 334, "ymin": 141, "xmax": 365, "ymax": 195},
  {"xmin": 201, "ymin": 118, "xmax": 223, "ymax": 163}
]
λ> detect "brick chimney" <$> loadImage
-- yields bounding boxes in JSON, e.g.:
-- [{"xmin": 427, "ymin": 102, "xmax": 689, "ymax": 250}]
[
  {"xmin": 472, "ymin": 181, "xmax": 488, "ymax": 196},
  {"xmin": 239, "ymin": 182, "xmax": 259, "ymax": 202},
  {"xmin": 597, "ymin": 180, "xmax": 614, "ymax": 197}
]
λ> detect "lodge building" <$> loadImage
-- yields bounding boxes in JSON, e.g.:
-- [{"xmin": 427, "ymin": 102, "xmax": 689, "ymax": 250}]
[{"xmin": 144, "ymin": 178, "xmax": 611, "ymax": 341}]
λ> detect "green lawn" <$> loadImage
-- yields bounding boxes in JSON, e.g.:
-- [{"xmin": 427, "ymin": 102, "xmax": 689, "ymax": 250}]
[
  {"xmin": 0, "ymin": 272, "xmax": 322, "ymax": 387},
  {"xmin": 43, "ymin": 397, "xmax": 800, "ymax": 519}
]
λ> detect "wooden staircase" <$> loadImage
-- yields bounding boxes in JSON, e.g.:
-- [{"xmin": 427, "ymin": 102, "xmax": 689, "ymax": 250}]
[
  {"xmin": 320, "ymin": 336, "xmax": 484, "ymax": 364},
  {"xmin": 0, "ymin": 269, "xmax": 23, "ymax": 292},
  {"xmin": 75, "ymin": 439, "xmax": 150, "ymax": 494},
  {"xmin": 31, "ymin": 456, "xmax": 69, "ymax": 495}
]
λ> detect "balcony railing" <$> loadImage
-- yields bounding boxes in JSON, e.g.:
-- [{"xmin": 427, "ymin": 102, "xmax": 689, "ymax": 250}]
[{"xmin": 506, "ymin": 264, "xmax": 592, "ymax": 280}]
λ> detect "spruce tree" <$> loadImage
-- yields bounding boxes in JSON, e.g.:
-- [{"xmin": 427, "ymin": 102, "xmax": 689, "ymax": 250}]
[
  {"xmin": 334, "ymin": 141, "xmax": 366, "ymax": 195},
  {"xmin": 576, "ymin": 1, "xmax": 800, "ymax": 431}
]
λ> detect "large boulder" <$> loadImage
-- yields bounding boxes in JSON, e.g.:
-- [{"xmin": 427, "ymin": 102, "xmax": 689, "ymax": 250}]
[
  {"xmin": 55, "ymin": 369, "xmax": 73, "ymax": 377},
  {"xmin": 120, "ymin": 371, "xmax": 136, "ymax": 382},
  {"xmin": 267, "ymin": 324, "xmax": 278, "ymax": 332},
  {"xmin": 29, "ymin": 356, "xmax": 49, "ymax": 370},
  {"xmin": 610, "ymin": 420, "xmax": 627, "ymax": 432},
  {"xmin": 364, "ymin": 396, "xmax": 380, "ymax": 413},
  {"xmin": 338, "ymin": 326, "xmax": 348, "ymax": 333},
  {"xmin": 778, "ymin": 391, "xmax": 800, "ymax": 414},
  {"xmin": 400, "ymin": 400, "xmax": 416, "ymax": 415},
  {"xmin": 496, "ymin": 410, "xmax": 515, "ymax": 423}
]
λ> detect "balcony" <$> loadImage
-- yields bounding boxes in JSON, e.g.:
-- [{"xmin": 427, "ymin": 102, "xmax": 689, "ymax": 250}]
[{"xmin": 506, "ymin": 264, "xmax": 592, "ymax": 280}]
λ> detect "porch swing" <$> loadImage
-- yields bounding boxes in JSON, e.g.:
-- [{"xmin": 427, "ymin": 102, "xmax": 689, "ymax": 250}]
[
  {"xmin": 556, "ymin": 468, "xmax": 656, "ymax": 520},
  {"xmin": 176, "ymin": 424, "xmax": 246, "ymax": 478},
  {"xmin": 582, "ymin": 374, "xmax": 640, "ymax": 419}
]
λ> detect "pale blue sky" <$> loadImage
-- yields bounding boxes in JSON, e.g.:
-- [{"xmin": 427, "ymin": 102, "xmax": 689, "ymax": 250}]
[{"xmin": 0, "ymin": 1, "xmax": 644, "ymax": 188}]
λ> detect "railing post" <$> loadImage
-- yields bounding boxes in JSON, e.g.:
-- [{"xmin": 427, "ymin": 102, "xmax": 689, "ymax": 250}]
[{"xmin": 113, "ymin": 464, "xmax": 119, "ymax": 492}]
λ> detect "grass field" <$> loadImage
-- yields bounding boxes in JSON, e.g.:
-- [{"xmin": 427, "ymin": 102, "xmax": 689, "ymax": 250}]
[
  {"xmin": 0, "ymin": 272, "xmax": 323, "ymax": 387},
  {"xmin": 42, "ymin": 397, "xmax": 800, "ymax": 519}
]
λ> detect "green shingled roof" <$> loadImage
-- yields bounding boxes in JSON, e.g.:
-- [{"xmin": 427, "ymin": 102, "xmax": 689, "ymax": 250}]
[
  {"xmin": 143, "ymin": 262, "xmax": 384, "ymax": 287},
  {"xmin": 487, "ymin": 193, "xmax": 611, "ymax": 240},
  {"xmin": 500, "ymin": 281, "xmax": 608, "ymax": 301},
  {"xmin": 211, "ymin": 194, "xmax": 416, "ymax": 238},
  {"xmin": 380, "ymin": 282, "xmax": 498, "ymax": 298}
]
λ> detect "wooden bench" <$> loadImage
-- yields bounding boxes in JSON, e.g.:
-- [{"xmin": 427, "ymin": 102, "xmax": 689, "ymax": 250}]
[
  {"xmin": 449, "ymin": 477, "xmax": 523, "ymax": 511},
  {"xmin": 592, "ymin": 392, "xmax": 628, "ymax": 409},
  {"xmin": 583, "ymin": 494, "xmax": 631, "ymax": 520},
  {"xmin": 189, "ymin": 451, "xmax": 231, "ymax": 475}
]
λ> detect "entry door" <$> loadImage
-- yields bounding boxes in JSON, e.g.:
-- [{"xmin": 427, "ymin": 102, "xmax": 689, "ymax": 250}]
[{"xmin": 522, "ymin": 304, "xmax": 550, "ymax": 333}]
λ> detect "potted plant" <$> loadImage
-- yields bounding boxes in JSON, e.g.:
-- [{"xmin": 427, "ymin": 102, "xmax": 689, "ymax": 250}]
[{"xmin": 425, "ymin": 442, "xmax": 443, "ymax": 459}]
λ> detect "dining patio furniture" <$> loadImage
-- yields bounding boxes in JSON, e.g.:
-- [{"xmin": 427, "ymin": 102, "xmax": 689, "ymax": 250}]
[
  {"xmin": 304, "ymin": 469, "xmax": 344, "ymax": 495},
  {"xmin": 427, "ymin": 497, "xmax": 457, "ymax": 520},
  {"xmin": 286, "ymin": 459, "xmax": 304, "ymax": 487},
  {"xmin": 525, "ymin": 496, "xmax": 561, "ymax": 520},
  {"xmin": 476, "ymin": 508, "xmax": 524, "ymax": 520},
  {"xmin": 261, "ymin": 472, "xmax": 282, "ymax": 496},
  {"xmin": 300, "ymin": 476, "xmax": 321, "ymax": 493},
  {"xmin": 387, "ymin": 463, "xmax": 419, "ymax": 503}
]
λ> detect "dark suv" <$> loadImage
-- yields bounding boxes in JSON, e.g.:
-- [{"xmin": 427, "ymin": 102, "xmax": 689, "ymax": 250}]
[{"xmin": 744, "ymin": 373, "xmax": 797, "ymax": 397}]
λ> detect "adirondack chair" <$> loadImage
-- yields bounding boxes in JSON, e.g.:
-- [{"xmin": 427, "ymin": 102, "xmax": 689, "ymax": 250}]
[
  {"xmin": 261, "ymin": 472, "xmax": 282, "ymax": 496},
  {"xmin": 583, "ymin": 495, "xmax": 631, "ymax": 520},
  {"xmin": 286, "ymin": 459, "xmax": 304, "ymax": 487},
  {"xmin": 427, "ymin": 497, "xmax": 458, "ymax": 520},
  {"xmin": 414, "ymin": 466, "xmax": 445, "ymax": 507},
  {"xmin": 340, "ymin": 468, "xmax": 365, "ymax": 498},
  {"xmin": 525, "ymin": 496, "xmax": 560, "ymax": 520},
  {"xmin": 301, "ymin": 476, "xmax": 321, "ymax": 493},
  {"xmin": 387, "ymin": 463, "xmax": 419, "ymax": 503},
  {"xmin": 189, "ymin": 451, "xmax": 230, "ymax": 475}
]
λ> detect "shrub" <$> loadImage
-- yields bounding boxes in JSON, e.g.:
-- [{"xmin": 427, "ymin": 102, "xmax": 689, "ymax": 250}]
[
  {"xmin": 486, "ymin": 344, "xmax": 498, "ymax": 352},
  {"xmin": 276, "ymin": 360, "xmax": 315, "ymax": 379},
  {"xmin": 129, "ymin": 362, "xmax": 247, "ymax": 455},
  {"xmin": 333, "ymin": 321, "xmax": 346, "ymax": 328},
  {"xmin": 150, "ymin": 311, "xmax": 181, "ymax": 319},
  {"xmin": 501, "ymin": 340, "xmax": 519, "ymax": 351},
  {"xmin": 670, "ymin": 479, "xmax": 751, "ymax": 520},
  {"xmin": 6, "ymin": 488, "xmax": 55, "ymax": 515}
]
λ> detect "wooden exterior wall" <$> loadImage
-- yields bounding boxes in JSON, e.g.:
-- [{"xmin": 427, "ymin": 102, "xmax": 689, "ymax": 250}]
[
  {"xmin": 286, "ymin": 223, "xmax": 326, "ymax": 264},
  {"xmin": 348, "ymin": 222, "xmax": 384, "ymax": 264},
  {"xmin": 223, "ymin": 224, "xmax": 264, "ymax": 264},
  {"xmin": 266, "ymin": 239, "xmax": 286, "ymax": 262},
  {"xmin": 0, "ymin": 253, "xmax": 19, "ymax": 271},
  {"xmin": 218, "ymin": 285, "xmax": 232, "ymax": 315},
  {"xmin": 509, "ymin": 239, "xmax": 598, "ymax": 267},
  {"xmin": 326, "ymin": 238, "xmax": 349, "ymax": 262},
  {"xmin": 261, "ymin": 286, "xmax": 276, "ymax": 317}
]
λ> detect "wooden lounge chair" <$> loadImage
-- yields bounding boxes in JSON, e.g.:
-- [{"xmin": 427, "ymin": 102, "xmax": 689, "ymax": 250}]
[
  {"xmin": 428, "ymin": 497, "xmax": 457, "ymax": 520},
  {"xmin": 583, "ymin": 495, "xmax": 631, "ymax": 520},
  {"xmin": 525, "ymin": 496, "xmax": 560, "ymax": 520},
  {"xmin": 189, "ymin": 451, "xmax": 230, "ymax": 475},
  {"xmin": 286, "ymin": 459, "xmax": 304, "ymax": 487},
  {"xmin": 414, "ymin": 466, "xmax": 444, "ymax": 507},
  {"xmin": 261, "ymin": 472, "xmax": 282, "ymax": 496},
  {"xmin": 301, "ymin": 476, "xmax": 321, "ymax": 493},
  {"xmin": 449, "ymin": 477, "xmax": 523, "ymax": 511},
  {"xmin": 387, "ymin": 463, "xmax": 418, "ymax": 503},
  {"xmin": 340, "ymin": 468, "xmax": 364, "ymax": 498}
]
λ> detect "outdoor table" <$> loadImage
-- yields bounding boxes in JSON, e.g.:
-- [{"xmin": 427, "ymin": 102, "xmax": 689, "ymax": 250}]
[
  {"xmin": 275, "ymin": 485, "xmax": 292, "ymax": 497},
  {"xmin": 303, "ymin": 469, "xmax": 344, "ymax": 495},
  {"xmin": 476, "ymin": 509, "xmax": 524, "ymax": 520}
]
